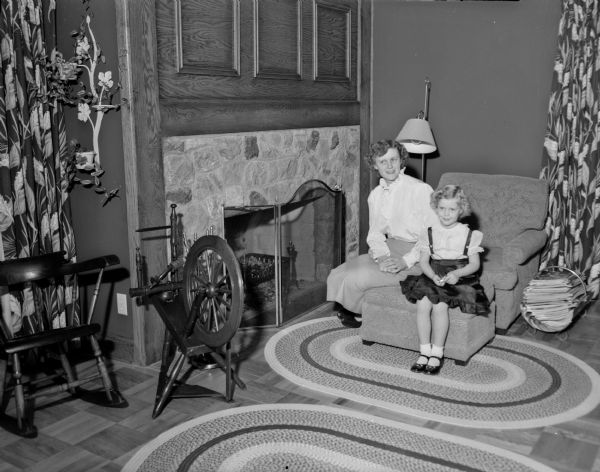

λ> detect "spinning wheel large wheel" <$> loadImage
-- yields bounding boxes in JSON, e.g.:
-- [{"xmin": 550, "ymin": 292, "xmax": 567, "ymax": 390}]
[{"xmin": 182, "ymin": 235, "xmax": 244, "ymax": 348}]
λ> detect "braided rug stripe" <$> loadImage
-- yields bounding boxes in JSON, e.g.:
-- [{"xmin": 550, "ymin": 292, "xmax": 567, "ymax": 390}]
[
  {"xmin": 264, "ymin": 317, "xmax": 600, "ymax": 429},
  {"xmin": 123, "ymin": 404, "xmax": 556, "ymax": 472}
]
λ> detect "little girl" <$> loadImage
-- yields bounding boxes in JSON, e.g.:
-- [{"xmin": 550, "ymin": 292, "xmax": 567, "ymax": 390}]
[{"xmin": 399, "ymin": 185, "xmax": 490, "ymax": 375}]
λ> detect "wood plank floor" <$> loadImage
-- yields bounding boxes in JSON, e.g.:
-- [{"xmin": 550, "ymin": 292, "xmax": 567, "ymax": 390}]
[{"xmin": 0, "ymin": 301, "xmax": 599, "ymax": 472}]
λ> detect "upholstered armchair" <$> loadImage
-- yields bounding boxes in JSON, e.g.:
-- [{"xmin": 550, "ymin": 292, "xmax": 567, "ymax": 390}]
[
  {"xmin": 360, "ymin": 172, "xmax": 549, "ymax": 364},
  {"xmin": 437, "ymin": 172, "xmax": 549, "ymax": 332}
]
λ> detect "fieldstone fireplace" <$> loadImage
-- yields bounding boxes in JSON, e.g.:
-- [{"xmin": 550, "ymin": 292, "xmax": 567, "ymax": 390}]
[{"xmin": 162, "ymin": 126, "xmax": 360, "ymax": 326}]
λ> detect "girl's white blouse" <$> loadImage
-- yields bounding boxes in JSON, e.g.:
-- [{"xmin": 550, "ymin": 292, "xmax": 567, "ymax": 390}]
[{"xmin": 414, "ymin": 222, "xmax": 484, "ymax": 260}]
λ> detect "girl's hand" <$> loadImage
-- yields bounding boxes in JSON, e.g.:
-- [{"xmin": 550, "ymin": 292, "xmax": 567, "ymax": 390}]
[
  {"xmin": 433, "ymin": 275, "xmax": 446, "ymax": 286},
  {"xmin": 444, "ymin": 272, "xmax": 459, "ymax": 285}
]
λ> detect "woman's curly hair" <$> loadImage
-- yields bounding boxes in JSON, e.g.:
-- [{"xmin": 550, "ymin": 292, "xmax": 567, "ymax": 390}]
[
  {"xmin": 365, "ymin": 140, "xmax": 408, "ymax": 169},
  {"xmin": 431, "ymin": 184, "xmax": 472, "ymax": 217}
]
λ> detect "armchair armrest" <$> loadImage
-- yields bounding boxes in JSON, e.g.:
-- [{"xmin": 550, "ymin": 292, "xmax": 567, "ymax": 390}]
[
  {"xmin": 479, "ymin": 272, "xmax": 495, "ymax": 301},
  {"xmin": 503, "ymin": 230, "xmax": 547, "ymax": 266}
]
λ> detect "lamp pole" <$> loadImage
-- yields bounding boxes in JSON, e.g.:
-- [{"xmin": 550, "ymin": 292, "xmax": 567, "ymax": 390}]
[{"xmin": 421, "ymin": 78, "xmax": 431, "ymax": 182}]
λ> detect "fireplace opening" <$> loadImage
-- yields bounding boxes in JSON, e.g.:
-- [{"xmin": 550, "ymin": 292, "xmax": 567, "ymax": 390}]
[{"xmin": 224, "ymin": 180, "xmax": 344, "ymax": 328}]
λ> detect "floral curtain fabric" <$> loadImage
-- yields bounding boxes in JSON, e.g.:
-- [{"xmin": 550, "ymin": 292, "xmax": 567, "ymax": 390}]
[
  {"xmin": 540, "ymin": 0, "xmax": 600, "ymax": 298},
  {"xmin": 0, "ymin": 0, "xmax": 77, "ymax": 334}
]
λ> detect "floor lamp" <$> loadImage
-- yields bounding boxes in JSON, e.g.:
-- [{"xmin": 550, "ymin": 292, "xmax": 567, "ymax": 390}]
[{"xmin": 395, "ymin": 78, "xmax": 437, "ymax": 182}]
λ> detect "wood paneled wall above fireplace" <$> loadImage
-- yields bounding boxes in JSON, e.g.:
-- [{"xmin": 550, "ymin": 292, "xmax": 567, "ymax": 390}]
[{"xmin": 155, "ymin": 0, "xmax": 361, "ymax": 136}]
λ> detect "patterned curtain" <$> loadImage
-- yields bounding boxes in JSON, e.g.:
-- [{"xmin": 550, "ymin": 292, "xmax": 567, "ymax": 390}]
[
  {"xmin": 540, "ymin": 0, "xmax": 600, "ymax": 298},
  {"xmin": 0, "ymin": 0, "xmax": 77, "ymax": 335}
]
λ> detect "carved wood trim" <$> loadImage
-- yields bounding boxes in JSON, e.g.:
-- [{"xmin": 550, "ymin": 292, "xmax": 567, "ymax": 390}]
[
  {"xmin": 116, "ymin": 0, "xmax": 166, "ymax": 365},
  {"xmin": 174, "ymin": 0, "xmax": 241, "ymax": 76},
  {"xmin": 359, "ymin": 0, "xmax": 372, "ymax": 254},
  {"xmin": 160, "ymin": 98, "xmax": 359, "ymax": 135},
  {"xmin": 115, "ymin": 0, "xmax": 144, "ymax": 365}
]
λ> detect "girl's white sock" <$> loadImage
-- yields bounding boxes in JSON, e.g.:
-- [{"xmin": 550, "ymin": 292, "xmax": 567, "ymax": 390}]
[
  {"xmin": 429, "ymin": 345, "xmax": 444, "ymax": 367},
  {"xmin": 417, "ymin": 344, "xmax": 431, "ymax": 364}
]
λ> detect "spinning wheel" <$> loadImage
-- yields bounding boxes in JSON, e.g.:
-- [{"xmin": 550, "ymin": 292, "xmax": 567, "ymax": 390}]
[
  {"xmin": 182, "ymin": 236, "xmax": 244, "ymax": 348},
  {"xmin": 130, "ymin": 230, "xmax": 246, "ymax": 419}
]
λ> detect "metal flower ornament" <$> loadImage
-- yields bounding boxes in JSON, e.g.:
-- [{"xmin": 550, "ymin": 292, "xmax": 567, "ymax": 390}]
[{"xmin": 46, "ymin": 3, "xmax": 124, "ymax": 205}]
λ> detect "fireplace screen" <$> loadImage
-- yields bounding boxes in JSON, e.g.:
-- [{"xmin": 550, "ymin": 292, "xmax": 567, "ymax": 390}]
[{"xmin": 224, "ymin": 180, "xmax": 344, "ymax": 328}]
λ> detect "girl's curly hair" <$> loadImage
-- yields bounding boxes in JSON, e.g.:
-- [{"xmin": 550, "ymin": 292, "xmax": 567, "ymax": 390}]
[{"xmin": 431, "ymin": 184, "xmax": 471, "ymax": 217}]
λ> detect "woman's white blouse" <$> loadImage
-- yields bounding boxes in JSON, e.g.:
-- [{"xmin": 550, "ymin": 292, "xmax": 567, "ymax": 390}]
[
  {"xmin": 367, "ymin": 172, "xmax": 437, "ymax": 262},
  {"xmin": 414, "ymin": 222, "xmax": 484, "ymax": 260}
]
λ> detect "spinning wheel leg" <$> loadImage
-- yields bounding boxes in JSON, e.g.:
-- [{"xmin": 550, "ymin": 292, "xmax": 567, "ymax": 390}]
[
  {"xmin": 154, "ymin": 329, "xmax": 176, "ymax": 409},
  {"xmin": 225, "ymin": 343, "xmax": 232, "ymax": 401},
  {"xmin": 153, "ymin": 350, "xmax": 186, "ymax": 419},
  {"xmin": 207, "ymin": 347, "xmax": 246, "ymax": 393},
  {"xmin": 152, "ymin": 329, "xmax": 229, "ymax": 418}
]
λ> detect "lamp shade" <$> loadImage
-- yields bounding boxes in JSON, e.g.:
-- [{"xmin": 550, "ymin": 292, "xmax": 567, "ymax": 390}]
[{"xmin": 395, "ymin": 118, "xmax": 437, "ymax": 154}]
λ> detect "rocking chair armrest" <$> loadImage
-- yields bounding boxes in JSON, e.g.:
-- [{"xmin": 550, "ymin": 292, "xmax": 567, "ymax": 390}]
[
  {"xmin": 56, "ymin": 255, "xmax": 120, "ymax": 277},
  {"xmin": 0, "ymin": 252, "xmax": 66, "ymax": 286}
]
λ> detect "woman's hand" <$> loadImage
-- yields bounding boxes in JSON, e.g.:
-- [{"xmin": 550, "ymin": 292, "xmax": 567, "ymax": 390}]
[
  {"xmin": 433, "ymin": 275, "xmax": 446, "ymax": 286},
  {"xmin": 378, "ymin": 257, "xmax": 407, "ymax": 274}
]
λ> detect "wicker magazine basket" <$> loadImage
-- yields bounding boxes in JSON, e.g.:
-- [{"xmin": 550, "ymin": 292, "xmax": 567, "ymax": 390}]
[{"xmin": 520, "ymin": 266, "xmax": 588, "ymax": 332}]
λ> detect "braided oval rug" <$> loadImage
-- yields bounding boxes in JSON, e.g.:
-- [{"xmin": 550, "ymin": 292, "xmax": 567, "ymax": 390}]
[
  {"xmin": 264, "ymin": 317, "xmax": 600, "ymax": 429},
  {"xmin": 123, "ymin": 404, "xmax": 556, "ymax": 472}
]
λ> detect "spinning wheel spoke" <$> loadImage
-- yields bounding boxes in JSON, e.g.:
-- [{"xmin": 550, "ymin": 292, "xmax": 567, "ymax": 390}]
[
  {"xmin": 191, "ymin": 271, "xmax": 209, "ymax": 286},
  {"xmin": 217, "ymin": 300, "xmax": 229, "ymax": 326},
  {"xmin": 214, "ymin": 293, "xmax": 232, "ymax": 311},
  {"xmin": 202, "ymin": 251, "xmax": 214, "ymax": 282},
  {"xmin": 214, "ymin": 274, "xmax": 229, "ymax": 290},
  {"xmin": 189, "ymin": 268, "xmax": 209, "ymax": 297},
  {"xmin": 207, "ymin": 251, "xmax": 224, "ymax": 284},
  {"xmin": 198, "ymin": 297, "xmax": 210, "ymax": 323},
  {"xmin": 213, "ymin": 258, "xmax": 226, "ymax": 280},
  {"xmin": 209, "ymin": 298, "xmax": 221, "ymax": 332}
]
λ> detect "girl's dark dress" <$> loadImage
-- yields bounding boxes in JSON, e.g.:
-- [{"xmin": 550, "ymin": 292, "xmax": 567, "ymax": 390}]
[{"xmin": 400, "ymin": 227, "xmax": 490, "ymax": 315}]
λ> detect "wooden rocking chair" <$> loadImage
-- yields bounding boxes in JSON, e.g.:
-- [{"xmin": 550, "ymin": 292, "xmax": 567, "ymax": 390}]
[{"xmin": 0, "ymin": 252, "xmax": 127, "ymax": 437}]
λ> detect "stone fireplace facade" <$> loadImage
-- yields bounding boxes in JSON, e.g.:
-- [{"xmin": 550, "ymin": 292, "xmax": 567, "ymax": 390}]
[{"xmin": 162, "ymin": 126, "xmax": 361, "ymax": 260}]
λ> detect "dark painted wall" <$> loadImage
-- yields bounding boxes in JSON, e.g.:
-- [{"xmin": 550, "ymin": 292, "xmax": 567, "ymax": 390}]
[
  {"xmin": 57, "ymin": 1, "xmax": 133, "ymax": 360},
  {"xmin": 371, "ymin": 0, "xmax": 562, "ymax": 187}
]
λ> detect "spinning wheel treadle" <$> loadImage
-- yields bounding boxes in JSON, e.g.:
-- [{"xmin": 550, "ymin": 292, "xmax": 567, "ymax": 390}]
[{"xmin": 183, "ymin": 236, "xmax": 244, "ymax": 348}]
